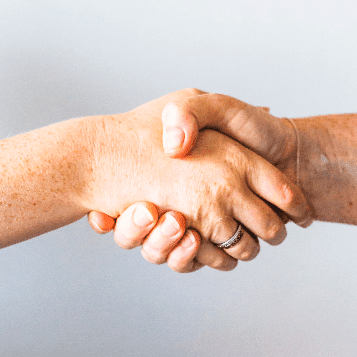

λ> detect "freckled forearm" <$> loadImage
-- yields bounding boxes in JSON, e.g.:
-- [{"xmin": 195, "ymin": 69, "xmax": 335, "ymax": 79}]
[
  {"xmin": 293, "ymin": 114, "xmax": 357, "ymax": 224},
  {"xmin": 0, "ymin": 117, "xmax": 98, "ymax": 248}
]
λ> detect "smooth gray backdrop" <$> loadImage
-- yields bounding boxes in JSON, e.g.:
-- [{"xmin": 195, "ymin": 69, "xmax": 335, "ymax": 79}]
[{"xmin": 1, "ymin": 1, "xmax": 357, "ymax": 356}]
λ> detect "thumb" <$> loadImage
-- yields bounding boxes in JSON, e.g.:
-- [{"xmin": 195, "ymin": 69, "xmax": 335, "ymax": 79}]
[
  {"xmin": 162, "ymin": 102, "xmax": 199, "ymax": 158},
  {"xmin": 162, "ymin": 93, "xmax": 294, "ymax": 164}
]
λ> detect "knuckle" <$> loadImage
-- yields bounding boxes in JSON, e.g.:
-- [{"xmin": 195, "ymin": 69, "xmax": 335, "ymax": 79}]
[
  {"xmin": 281, "ymin": 183, "xmax": 297, "ymax": 207},
  {"xmin": 183, "ymin": 87, "xmax": 205, "ymax": 97}
]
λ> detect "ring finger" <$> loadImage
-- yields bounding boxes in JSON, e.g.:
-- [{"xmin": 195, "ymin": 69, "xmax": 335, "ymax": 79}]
[{"xmin": 210, "ymin": 217, "xmax": 260, "ymax": 261}]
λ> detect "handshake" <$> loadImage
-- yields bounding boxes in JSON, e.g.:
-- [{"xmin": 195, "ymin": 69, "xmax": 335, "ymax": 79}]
[
  {"xmin": 86, "ymin": 88, "xmax": 313, "ymax": 273},
  {"xmin": 3, "ymin": 88, "xmax": 354, "ymax": 272}
]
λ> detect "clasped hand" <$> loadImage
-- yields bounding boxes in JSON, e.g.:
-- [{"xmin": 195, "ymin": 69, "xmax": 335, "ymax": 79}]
[{"xmin": 85, "ymin": 89, "xmax": 312, "ymax": 272}]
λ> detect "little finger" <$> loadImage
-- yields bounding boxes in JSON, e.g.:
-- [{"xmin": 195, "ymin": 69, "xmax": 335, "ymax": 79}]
[
  {"xmin": 88, "ymin": 211, "xmax": 116, "ymax": 234},
  {"xmin": 195, "ymin": 240, "xmax": 238, "ymax": 272}
]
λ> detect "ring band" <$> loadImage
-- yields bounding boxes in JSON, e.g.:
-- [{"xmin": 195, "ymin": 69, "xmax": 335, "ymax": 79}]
[{"xmin": 216, "ymin": 224, "xmax": 243, "ymax": 249}]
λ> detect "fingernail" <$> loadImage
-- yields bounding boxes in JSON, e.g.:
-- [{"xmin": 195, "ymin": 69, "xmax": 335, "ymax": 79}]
[
  {"xmin": 89, "ymin": 218, "xmax": 107, "ymax": 234},
  {"xmin": 133, "ymin": 205, "xmax": 154, "ymax": 227},
  {"xmin": 163, "ymin": 127, "xmax": 185, "ymax": 153},
  {"xmin": 298, "ymin": 216, "xmax": 314, "ymax": 228},
  {"xmin": 161, "ymin": 215, "xmax": 180, "ymax": 237},
  {"xmin": 181, "ymin": 231, "xmax": 195, "ymax": 249}
]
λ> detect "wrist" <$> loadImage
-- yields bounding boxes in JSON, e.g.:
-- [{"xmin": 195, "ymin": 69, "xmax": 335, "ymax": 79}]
[
  {"xmin": 286, "ymin": 117, "xmax": 342, "ymax": 223},
  {"xmin": 77, "ymin": 114, "xmax": 129, "ymax": 216},
  {"xmin": 50, "ymin": 116, "xmax": 101, "ymax": 215},
  {"xmin": 80, "ymin": 112, "xmax": 155, "ymax": 218}
]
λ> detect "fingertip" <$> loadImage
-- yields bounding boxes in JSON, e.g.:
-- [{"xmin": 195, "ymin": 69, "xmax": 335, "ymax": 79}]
[
  {"xmin": 265, "ymin": 224, "xmax": 287, "ymax": 246},
  {"xmin": 239, "ymin": 242, "xmax": 260, "ymax": 261},
  {"xmin": 195, "ymin": 241, "xmax": 238, "ymax": 272},
  {"xmin": 113, "ymin": 202, "xmax": 159, "ymax": 249},
  {"xmin": 297, "ymin": 215, "xmax": 314, "ymax": 228},
  {"xmin": 133, "ymin": 202, "xmax": 158, "ymax": 227},
  {"xmin": 219, "ymin": 258, "xmax": 238, "ymax": 271},
  {"xmin": 89, "ymin": 217, "xmax": 107, "ymax": 234},
  {"xmin": 181, "ymin": 112, "xmax": 199, "ymax": 157},
  {"xmin": 88, "ymin": 211, "xmax": 115, "ymax": 234},
  {"xmin": 167, "ymin": 230, "xmax": 201, "ymax": 273},
  {"xmin": 162, "ymin": 211, "xmax": 187, "ymax": 235},
  {"xmin": 162, "ymin": 102, "xmax": 199, "ymax": 158},
  {"xmin": 144, "ymin": 201, "xmax": 160, "ymax": 222},
  {"xmin": 163, "ymin": 127, "xmax": 185, "ymax": 154},
  {"xmin": 179, "ymin": 229, "xmax": 200, "ymax": 252},
  {"xmin": 188, "ymin": 229, "xmax": 201, "ymax": 245}
]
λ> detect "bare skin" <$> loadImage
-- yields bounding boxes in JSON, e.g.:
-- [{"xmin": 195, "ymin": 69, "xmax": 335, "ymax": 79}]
[
  {"xmin": 0, "ymin": 89, "xmax": 310, "ymax": 274},
  {"xmin": 89, "ymin": 90, "xmax": 357, "ymax": 272},
  {"xmin": 162, "ymin": 93, "xmax": 357, "ymax": 224}
]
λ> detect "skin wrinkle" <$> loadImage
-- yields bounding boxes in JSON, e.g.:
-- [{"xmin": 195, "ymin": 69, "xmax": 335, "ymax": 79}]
[
  {"xmin": 313, "ymin": 124, "xmax": 345, "ymax": 186},
  {"xmin": 221, "ymin": 98, "xmax": 249, "ymax": 135},
  {"xmin": 166, "ymin": 133, "xmax": 239, "ymax": 242},
  {"xmin": 322, "ymin": 120, "xmax": 357, "ymax": 184},
  {"xmin": 322, "ymin": 122, "xmax": 342, "ymax": 175},
  {"xmin": 88, "ymin": 114, "xmax": 137, "ymax": 216},
  {"xmin": 132, "ymin": 113, "xmax": 169, "ymax": 215},
  {"xmin": 189, "ymin": 135, "xmax": 255, "ymax": 242},
  {"xmin": 298, "ymin": 124, "xmax": 330, "ymax": 219},
  {"xmin": 289, "ymin": 115, "xmax": 357, "ymax": 225},
  {"xmin": 239, "ymin": 109, "xmax": 289, "ymax": 169}
]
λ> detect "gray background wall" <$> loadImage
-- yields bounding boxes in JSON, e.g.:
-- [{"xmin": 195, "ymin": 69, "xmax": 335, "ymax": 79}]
[{"xmin": 1, "ymin": 1, "xmax": 357, "ymax": 356}]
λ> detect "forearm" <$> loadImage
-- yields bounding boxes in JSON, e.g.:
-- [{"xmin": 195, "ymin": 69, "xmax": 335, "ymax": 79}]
[
  {"xmin": 292, "ymin": 114, "xmax": 357, "ymax": 224},
  {"xmin": 0, "ymin": 117, "xmax": 98, "ymax": 247}
]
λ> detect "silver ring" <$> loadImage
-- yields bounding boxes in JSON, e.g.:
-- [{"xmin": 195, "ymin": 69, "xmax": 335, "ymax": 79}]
[{"xmin": 216, "ymin": 224, "xmax": 243, "ymax": 249}]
